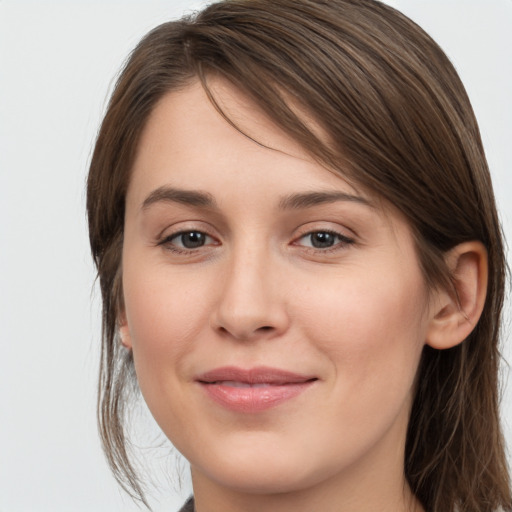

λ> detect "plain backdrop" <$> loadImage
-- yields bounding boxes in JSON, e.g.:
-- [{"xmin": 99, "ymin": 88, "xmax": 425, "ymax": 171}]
[{"xmin": 1, "ymin": 1, "xmax": 511, "ymax": 511}]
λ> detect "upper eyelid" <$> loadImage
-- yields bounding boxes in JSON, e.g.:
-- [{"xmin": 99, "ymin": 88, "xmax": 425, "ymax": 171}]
[
  {"xmin": 157, "ymin": 221, "xmax": 217, "ymax": 240},
  {"xmin": 298, "ymin": 229, "xmax": 353, "ymax": 239},
  {"xmin": 160, "ymin": 229, "xmax": 217, "ymax": 244},
  {"xmin": 293, "ymin": 230, "xmax": 355, "ymax": 245},
  {"xmin": 155, "ymin": 221, "xmax": 357, "ymax": 244},
  {"xmin": 293, "ymin": 222, "xmax": 357, "ymax": 239}
]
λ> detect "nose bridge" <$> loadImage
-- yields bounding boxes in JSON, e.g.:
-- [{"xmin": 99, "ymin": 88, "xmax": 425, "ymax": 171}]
[{"xmin": 212, "ymin": 238, "xmax": 287, "ymax": 340}]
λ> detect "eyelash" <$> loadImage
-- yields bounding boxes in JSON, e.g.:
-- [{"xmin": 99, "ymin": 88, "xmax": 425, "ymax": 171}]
[
  {"xmin": 158, "ymin": 228, "xmax": 355, "ymax": 255},
  {"xmin": 294, "ymin": 230, "xmax": 355, "ymax": 253},
  {"xmin": 158, "ymin": 230, "xmax": 217, "ymax": 254}
]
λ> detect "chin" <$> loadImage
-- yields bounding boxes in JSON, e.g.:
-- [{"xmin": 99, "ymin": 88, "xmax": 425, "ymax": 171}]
[
  {"xmin": 197, "ymin": 461, "xmax": 323, "ymax": 496},
  {"xmin": 187, "ymin": 436, "xmax": 348, "ymax": 498}
]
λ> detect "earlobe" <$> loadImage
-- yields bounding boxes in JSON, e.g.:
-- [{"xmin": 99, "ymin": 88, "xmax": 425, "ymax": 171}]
[
  {"xmin": 426, "ymin": 241, "xmax": 488, "ymax": 350},
  {"xmin": 118, "ymin": 313, "xmax": 133, "ymax": 350}
]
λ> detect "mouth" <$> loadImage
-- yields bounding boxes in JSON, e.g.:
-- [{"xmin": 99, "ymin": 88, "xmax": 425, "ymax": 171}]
[{"xmin": 196, "ymin": 366, "xmax": 318, "ymax": 413}]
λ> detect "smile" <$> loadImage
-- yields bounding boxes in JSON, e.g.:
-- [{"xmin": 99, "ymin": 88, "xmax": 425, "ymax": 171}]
[{"xmin": 196, "ymin": 366, "xmax": 318, "ymax": 413}]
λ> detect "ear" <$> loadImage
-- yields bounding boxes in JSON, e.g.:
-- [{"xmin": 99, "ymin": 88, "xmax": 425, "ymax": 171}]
[
  {"xmin": 118, "ymin": 312, "xmax": 133, "ymax": 350},
  {"xmin": 426, "ymin": 241, "xmax": 488, "ymax": 350}
]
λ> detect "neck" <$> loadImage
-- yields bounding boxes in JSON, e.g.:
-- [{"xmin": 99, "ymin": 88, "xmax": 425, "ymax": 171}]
[{"xmin": 191, "ymin": 472, "xmax": 424, "ymax": 512}]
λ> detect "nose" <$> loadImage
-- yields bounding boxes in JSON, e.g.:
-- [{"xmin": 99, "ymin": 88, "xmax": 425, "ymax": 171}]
[{"xmin": 210, "ymin": 247, "xmax": 290, "ymax": 341}]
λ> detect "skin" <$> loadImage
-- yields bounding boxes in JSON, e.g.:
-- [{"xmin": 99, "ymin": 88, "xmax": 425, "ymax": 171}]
[{"xmin": 119, "ymin": 78, "xmax": 441, "ymax": 512}]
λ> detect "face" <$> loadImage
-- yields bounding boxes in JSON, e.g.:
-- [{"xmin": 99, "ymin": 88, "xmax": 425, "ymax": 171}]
[{"xmin": 121, "ymin": 79, "xmax": 434, "ymax": 501}]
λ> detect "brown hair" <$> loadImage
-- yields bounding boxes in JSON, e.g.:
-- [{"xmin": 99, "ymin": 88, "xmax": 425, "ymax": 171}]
[{"xmin": 87, "ymin": 1, "xmax": 511, "ymax": 510}]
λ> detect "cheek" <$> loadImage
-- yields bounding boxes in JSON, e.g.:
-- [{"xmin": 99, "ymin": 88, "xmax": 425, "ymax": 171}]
[
  {"xmin": 297, "ymin": 264, "xmax": 428, "ymax": 398},
  {"xmin": 121, "ymin": 269, "xmax": 218, "ymax": 440},
  {"xmin": 122, "ymin": 267, "xmax": 211, "ymax": 390}
]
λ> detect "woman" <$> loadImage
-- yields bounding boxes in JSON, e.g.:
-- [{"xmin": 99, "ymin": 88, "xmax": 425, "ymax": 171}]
[{"xmin": 86, "ymin": 1, "xmax": 511, "ymax": 511}]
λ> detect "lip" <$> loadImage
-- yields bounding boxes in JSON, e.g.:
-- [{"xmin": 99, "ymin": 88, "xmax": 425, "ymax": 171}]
[{"xmin": 196, "ymin": 366, "xmax": 317, "ymax": 413}]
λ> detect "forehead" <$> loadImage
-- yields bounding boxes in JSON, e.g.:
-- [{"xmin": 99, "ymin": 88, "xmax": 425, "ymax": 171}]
[
  {"xmin": 129, "ymin": 78, "xmax": 377, "ymax": 204},
  {"xmin": 133, "ymin": 78, "xmax": 315, "ymax": 169}
]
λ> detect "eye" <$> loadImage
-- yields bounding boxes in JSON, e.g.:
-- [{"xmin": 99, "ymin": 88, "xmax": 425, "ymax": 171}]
[
  {"xmin": 161, "ymin": 230, "xmax": 215, "ymax": 251},
  {"xmin": 296, "ymin": 230, "xmax": 354, "ymax": 250}
]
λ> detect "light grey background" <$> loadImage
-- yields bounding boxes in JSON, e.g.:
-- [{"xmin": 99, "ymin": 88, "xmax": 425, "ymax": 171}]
[{"xmin": 1, "ymin": 1, "xmax": 510, "ymax": 511}]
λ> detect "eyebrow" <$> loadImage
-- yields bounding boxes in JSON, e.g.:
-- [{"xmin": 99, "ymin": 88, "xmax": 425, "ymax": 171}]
[
  {"xmin": 141, "ymin": 186, "xmax": 373, "ymax": 212},
  {"xmin": 141, "ymin": 186, "xmax": 217, "ymax": 210},
  {"xmin": 278, "ymin": 191, "xmax": 373, "ymax": 210}
]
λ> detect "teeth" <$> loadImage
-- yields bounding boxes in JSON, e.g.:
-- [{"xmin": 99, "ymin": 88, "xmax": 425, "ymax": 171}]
[{"xmin": 218, "ymin": 381, "xmax": 272, "ymax": 388}]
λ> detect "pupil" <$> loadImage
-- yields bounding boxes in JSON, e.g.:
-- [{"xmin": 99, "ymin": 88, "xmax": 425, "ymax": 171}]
[
  {"xmin": 311, "ymin": 232, "xmax": 335, "ymax": 248},
  {"xmin": 181, "ymin": 231, "xmax": 205, "ymax": 248}
]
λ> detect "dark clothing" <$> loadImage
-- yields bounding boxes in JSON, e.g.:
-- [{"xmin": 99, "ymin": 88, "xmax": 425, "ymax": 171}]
[{"xmin": 179, "ymin": 497, "xmax": 195, "ymax": 512}]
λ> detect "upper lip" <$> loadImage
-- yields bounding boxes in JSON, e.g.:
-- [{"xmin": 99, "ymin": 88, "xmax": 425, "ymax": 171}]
[{"xmin": 196, "ymin": 366, "xmax": 317, "ymax": 385}]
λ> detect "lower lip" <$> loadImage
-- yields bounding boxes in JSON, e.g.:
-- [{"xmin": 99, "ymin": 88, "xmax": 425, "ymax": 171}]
[{"xmin": 199, "ymin": 381, "xmax": 315, "ymax": 413}]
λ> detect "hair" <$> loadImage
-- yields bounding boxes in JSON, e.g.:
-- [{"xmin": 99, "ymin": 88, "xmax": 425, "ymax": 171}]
[{"xmin": 86, "ymin": 1, "xmax": 511, "ymax": 510}]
